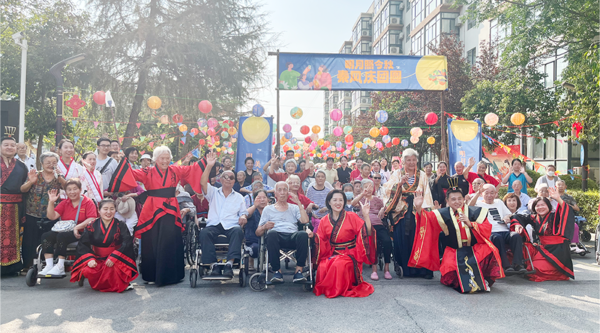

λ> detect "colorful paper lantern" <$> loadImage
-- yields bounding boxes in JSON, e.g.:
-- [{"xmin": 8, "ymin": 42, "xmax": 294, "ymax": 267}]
[
  {"xmin": 427, "ymin": 136, "xmax": 435, "ymax": 144},
  {"xmin": 147, "ymin": 96, "xmax": 162, "ymax": 109},
  {"xmin": 401, "ymin": 139, "xmax": 409, "ymax": 147},
  {"xmin": 284, "ymin": 132, "xmax": 293, "ymax": 140},
  {"xmin": 386, "ymin": 142, "xmax": 392, "ymax": 148},
  {"xmin": 356, "ymin": 142, "xmax": 363, "ymax": 149},
  {"xmin": 510, "ymin": 112, "xmax": 525, "ymax": 126},
  {"xmin": 207, "ymin": 128, "xmax": 216, "ymax": 136},
  {"xmin": 197, "ymin": 118, "xmax": 207, "ymax": 128},
  {"xmin": 305, "ymin": 136, "xmax": 312, "ymax": 144},
  {"xmin": 333, "ymin": 126, "xmax": 343, "ymax": 136},
  {"xmin": 198, "ymin": 100, "xmax": 212, "ymax": 114},
  {"xmin": 283, "ymin": 124, "xmax": 292, "ymax": 133},
  {"xmin": 179, "ymin": 124, "xmax": 188, "ymax": 132},
  {"xmin": 228, "ymin": 127, "xmax": 237, "ymax": 135},
  {"xmin": 375, "ymin": 110, "xmax": 388, "ymax": 123},
  {"xmin": 379, "ymin": 126, "xmax": 389, "ymax": 136},
  {"xmin": 484, "ymin": 113, "xmax": 499, "ymax": 127},
  {"xmin": 172, "ymin": 114, "xmax": 183, "ymax": 123},
  {"xmin": 290, "ymin": 137, "xmax": 297, "ymax": 144},
  {"xmin": 382, "ymin": 135, "xmax": 391, "ymax": 144},
  {"xmin": 159, "ymin": 115, "xmax": 169, "ymax": 124},
  {"xmin": 424, "ymin": 112, "xmax": 438, "ymax": 126},
  {"xmin": 199, "ymin": 139, "xmax": 205, "ymax": 145},
  {"xmin": 369, "ymin": 140, "xmax": 376, "ymax": 147},
  {"xmin": 252, "ymin": 104, "xmax": 265, "ymax": 117},
  {"xmin": 392, "ymin": 137, "xmax": 400, "ymax": 145},
  {"xmin": 221, "ymin": 131, "xmax": 229, "ymax": 139},
  {"xmin": 375, "ymin": 142, "xmax": 383, "ymax": 149},
  {"xmin": 366, "ymin": 149, "xmax": 372, "ymax": 155},
  {"xmin": 369, "ymin": 127, "xmax": 380, "ymax": 138},
  {"xmin": 410, "ymin": 127, "xmax": 423, "ymax": 137},
  {"xmin": 312, "ymin": 125, "xmax": 321, "ymax": 134},
  {"xmin": 345, "ymin": 134, "xmax": 354, "ymax": 143},
  {"xmin": 290, "ymin": 107, "xmax": 303, "ymax": 119},
  {"xmin": 410, "ymin": 136, "xmax": 419, "ymax": 144},
  {"xmin": 207, "ymin": 118, "xmax": 218, "ymax": 129},
  {"xmin": 300, "ymin": 125, "xmax": 310, "ymax": 135},
  {"xmin": 310, "ymin": 133, "xmax": 319, "ymax": 142},
  {"xmin": 190, "ymin": 128, "xmax": 199, "ymax": 136},
  {"xmin": 330, "ymin": 109, "xmax": 342, "ymax": 122},
  {"xmin": 343, "ymin": 126, "xmax": 353, "ymax": 134},
  {"xmin": 93, "ymin": 91, "xmax": 105, "ymax": 105},
  {"xmin": 317, "ymin": 139, "xmax": 324, "ymax": 145}
]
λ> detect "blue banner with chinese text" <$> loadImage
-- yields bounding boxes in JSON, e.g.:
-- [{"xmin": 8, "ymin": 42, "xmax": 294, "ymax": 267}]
[
  {"xmin": 448, "ymin": 119, "xmax": 482, "ymax": 175},
  {"xmin": 277, "ymin": 53, "xmax": 447, "ymax": 91}
]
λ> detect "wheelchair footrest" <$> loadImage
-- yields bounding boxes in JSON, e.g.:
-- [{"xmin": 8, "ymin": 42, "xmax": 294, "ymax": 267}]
[
  {"xmin": 37, "ymin": 274, "xmax": 67, "ymax": 279},
  {"xmin": 202, "ymin": 276, "xmax": 233, "ymax": 281}
]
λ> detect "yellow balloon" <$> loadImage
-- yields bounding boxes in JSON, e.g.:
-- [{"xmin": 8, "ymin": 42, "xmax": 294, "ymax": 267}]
[
  {"xmin": 216, "ymin": 147, "xmax": 221, "ymax": 152},
  {"xmin": 317, "ymin": 139, "xmax": 324, "ymax": 145},
  {"xmin": 427, "ymin": 136, "xmax": 435, "ymax": 144},
  {"xmin": 312, "ymin": 125, "xmax": 321, "ymax": 134},
  {"xmin": 147, "ymin": 96, "xmax": 162, "ymax": 109},
  {"xmin": 450, "ymin": 120, "xmax": 479, "ymax": 142},
  {"xmin": 356, "ymin": 142, "xmax": 363, "ymax": 148},
  {"xmin": 369, "ymin": 127, "xmax": 380, "ymax": 138},
  {"xmin": 510, "ymin": 112, "xmax": 526, "ymax": 126},
  {"xmin": 242, "ymin": 116, "xmax": 270, "ymax": 144}
]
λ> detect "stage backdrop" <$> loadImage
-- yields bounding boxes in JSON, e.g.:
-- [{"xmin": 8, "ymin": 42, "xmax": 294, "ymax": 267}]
[
  {"xmin": 277, "ymin": 53, "xmax": 447, "ymax": 91},
  {"xmin": 448, "ymin": 119, "xmax": 482, "ymax": 175},
  {"xmin": 235, "ymin": 116, "xmax": 273, "ymax": 181}
]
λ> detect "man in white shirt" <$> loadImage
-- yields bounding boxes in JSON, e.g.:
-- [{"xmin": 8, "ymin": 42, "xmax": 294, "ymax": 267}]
[
  {"xmin": 476, "ymin": 184, "xmax": 526, "ymax": 273},
  {"xmin": 16, "ymin": 143, "xmax": 36, "ymax": 171},
  {"xmin": 321, "ymin": 157, "xmax": 338, "ymax": 186},
  {"xmin": 512, "ymin": 180, "xmax": 531, "ymax": 211},
  {"xmin": 95, "ymin": 138, "xmax": 118, "ymax": 195},
  {"xmin": 200, "ymin": 152, "xmax": 248, "ymax": 279}
]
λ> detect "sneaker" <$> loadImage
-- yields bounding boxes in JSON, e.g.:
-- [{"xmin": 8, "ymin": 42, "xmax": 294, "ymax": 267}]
[
  {"xmin": 293, "ymin": 271, "xmax": 306, "ymax": 283},
  {"xmin": 46, "ymin": 265, "xmax": 66, "ymax": 276},
  {"xmin": 270, "ymin": 271, "xmax": 284, "ymax": 283},
  {"xmin": 370, "ymin": 272, "xmax": 379, "ymax": 281},
  {"xmin": 38, "ymin": 265, "xmax": 54, "ymax": 276},
  {"xmin": 125, "ymin": 284, "xmax": 134, "ymax": 291},
  {"xmin": 384, "ymin": 271, "xmax": 393, "ymax": 280},
  {"xmin": 573, "ymin": 247, "xmax": 585, "ymax": 254},
  {"xmin": 505, "ymin": 266, "xmax": 515, "ymax": 273},
  {"xmin": 515, "ymin": 265, "xmax": 528, "ymax": 273},
  {"xmin": 209, "ymin": 264, "xmax": 222, "ymax": 277},
  {"xmin": 222, "ymin": 264, "xmax": 234, "ymax": 279}
]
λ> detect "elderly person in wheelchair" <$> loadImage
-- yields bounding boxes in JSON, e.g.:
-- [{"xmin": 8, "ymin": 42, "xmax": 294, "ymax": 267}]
[
  {"xmin": 199, "ymin": 152, "xmax": 248, "ymax": 279},
  {"xmin": 255, "ymin": 181, "xmax": 310, "ymax": 284}
]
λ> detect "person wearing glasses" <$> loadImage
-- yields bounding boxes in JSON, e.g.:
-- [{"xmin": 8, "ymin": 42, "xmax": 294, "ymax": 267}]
[
  {"xmin": 371, "ymin": 172, "xmax": 384, "ymax": 199},
  {"xmin": 95, "ymin": 138, "xmax": 118, "ymax": 197}
]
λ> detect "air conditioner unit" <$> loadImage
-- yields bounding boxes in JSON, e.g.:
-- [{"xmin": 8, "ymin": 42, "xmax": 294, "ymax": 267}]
[
  {"xmin": 362, "ymin": 30, "xmax": 369, "ymax": 36},
  {"xmin": 391, "ymin": 17, "xmax": 400, "ymax": 25},
  {"xmin": 455, "ymin": 21, "xmax": 463, "ymax": 27},
  {"xmin": 390, "ymin": 47, "xmax": 399, "ymax": 54},
  {"xmin": 345, "ymin": 92, "xmax": 351, "ymax": 97},
  {"xmin": 361, "ymin": 98, "xmax": 368, "ymax": 104},
  {"xmin": 399, "ymin": 3, "xmax": 405, "ymax": 10}
]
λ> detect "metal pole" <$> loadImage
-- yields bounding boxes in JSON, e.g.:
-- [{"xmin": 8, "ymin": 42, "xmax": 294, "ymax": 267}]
[
  {"xmin": 56, "ymin": 83, "xmax": 64, "ymax": 145},
  {"xmin": 18, "ymin": 39, "xmax": 27, "ymax": 143},
  {"xmin": 275, "ymin": 49, "xmax": 280, "ymax": 156},
  {"xmin": 440, "ymin": 91, "xmax": 447, "ymax": 162}
]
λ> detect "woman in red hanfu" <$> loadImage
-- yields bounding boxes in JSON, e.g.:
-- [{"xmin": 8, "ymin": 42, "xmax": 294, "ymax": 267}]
[
  {"xmin": 313, "ymin": 190, "xmax": 376, "ymax": 298},
  {"xmin": 107, "ymin": 146, "xmax": 206, "ymax": 286},
  {"xmin": 409, "ymin": 177, "xmax": 505, "ymax": 294},
  {"xmin": 71, "ymin": 199, "xmax": 137, "ymax": 292},
  {"xmin": 510, "ymin": 188, "xmax": 575, "ymax": 282}
]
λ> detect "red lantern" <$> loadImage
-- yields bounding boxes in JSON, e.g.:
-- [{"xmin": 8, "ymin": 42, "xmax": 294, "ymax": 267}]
[
  {"xmin": 93, "ymin": 91, "xmax": 105, "ymax": 105},
  {"xmin": 366, "ymin": 149, "xmax": 372, "ymax": 155},
  {"xmin": 386, "ymin": 142, "xmax": 392, "ymax": 148},
  {"xmin": 207, "ymin": 128, "xmax": 216, "ymax": 136},
  {"xmin": 305, "ymin": 136, "xmax": 312, "ymax": 144},
  {"xmin": 198, "ymin": 100, "xmax": 212, "ymax": 114},
  {"xmin": 172, "ymin": 114, "xmax": 183, "ymax": 123},
  {"xmin": 424, "ymin": 112, "xmax": 438, "ymax": 126},
  {"xmin": 392, "ymin": 137, "xmax": 400, "ymax": 145},
  {"xmin": 323, "ymin": 141, "xmax": 330, "ymax": 148},
  {"xmin": 300, "ymin": 125, "xmax": 310, "ymax": 135},
  {"xmin": 345, "ymin": 134, "xmax": 353, "ymax": 143},
  {"xmin": 379, "ymin": 126, "xmax": 389, "ymax": 136}
]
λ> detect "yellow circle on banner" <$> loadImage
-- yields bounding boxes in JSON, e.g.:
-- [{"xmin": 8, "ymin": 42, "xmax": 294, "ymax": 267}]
[
  {"xmin": 450, "ymin": 120, "xmax": 479, "ymax": 142},
  {"xmin": 415, "ymin": 56, "xmax": 447, "ymax": 90},
  {"xmin": 242, "ymin": 117, "xmax": 270, "ymax": 144}
]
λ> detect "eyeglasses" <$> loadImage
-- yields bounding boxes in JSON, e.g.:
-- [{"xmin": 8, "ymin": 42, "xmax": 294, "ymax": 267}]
[
  {"xmin": 98, "ymin": 144, "xmax": 110, "ymax": 148},
  {"xmin": 373, "ymin": 177, "xmax": 381, "ymax": 179},
  {"xmin": 221, "ymin": 175, "xmax": 234, "ymax": 180}
]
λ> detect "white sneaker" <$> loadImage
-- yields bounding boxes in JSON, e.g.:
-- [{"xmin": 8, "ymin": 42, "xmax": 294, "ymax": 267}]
[
  {"xmin": 38, "ymin": 265, "xmax": 54, "ymax": 276},
  {"xmin": 46, "ymin": 265, "xmax": 66, "ymax": 276}
]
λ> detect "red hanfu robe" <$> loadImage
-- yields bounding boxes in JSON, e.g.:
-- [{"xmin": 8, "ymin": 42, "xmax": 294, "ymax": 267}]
[
  {"xmin": 510, "ymin": 202, "xmax": 574, "ymax": 282},
  {"xmin": 313, "ymin": 211, "xmax": 376, "ymax": 298},
  {"xmin": 0, "ymin": 158, "xmax": 27, "ymax": 276},
  {"xmin": 70, "ymin": 218, "xmax": 138, "ymax": 292},
  {"xmin": 108, "ymin": 158, "xmax": 206, "ymax": 286},
  {"xmin": 409, "ymin": 205, "xmax": 505, "ymax": 293}
]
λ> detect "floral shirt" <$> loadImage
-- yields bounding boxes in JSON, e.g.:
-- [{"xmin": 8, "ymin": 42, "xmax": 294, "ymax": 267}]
[{"xmin": 26, "ymin": 173, "xmax": 63, "ymax": 218}]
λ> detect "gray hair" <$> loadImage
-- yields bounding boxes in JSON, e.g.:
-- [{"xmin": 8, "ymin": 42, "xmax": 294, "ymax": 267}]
[
  {"xmin": 315, "ymin": 169, "xmax": 327, "ymax": 178},
  {"xmin": 512, "ymin": 179, "xmax": 522, "ymax": 187},
  {"xmin": 402, "ymin": 148, "xmax": 419, "ymax": 161},
  {"xmin": 556, "ymin": 179, "xmax": 566, "ymax": 186},
  {"xmin": 286, "ymin": 174, "xmax": 301, "ymax": 184},
  {"xmin": 152, "ymin": 146, "xmax": 172, "ymax": 161},
  {"xmin": 361, "ymin": 179, "xmax": 374, "ymax": 187},
  {"xmin": 275, "ymin": 181, "xmax": 289, "ymax": 191},
  {"xmin": 284, "ymin": 159, "xmax": 297, "ymax": 168},
  {"xmin": 454, "ymin": 161, "xmax": 464, "ymax": 168},
  {"xmin": 251, "ymin": 180, "xmax": 264, "ymax": 189},
  {"xmin": 40, "ymin": 152, "xmax": 59, "ymax": 164}
]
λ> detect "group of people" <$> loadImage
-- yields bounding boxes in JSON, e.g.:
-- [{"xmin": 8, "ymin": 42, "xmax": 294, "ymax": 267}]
[{"xmin": 0, "ymin": 135, "xmax": 588, "ymax": 297}]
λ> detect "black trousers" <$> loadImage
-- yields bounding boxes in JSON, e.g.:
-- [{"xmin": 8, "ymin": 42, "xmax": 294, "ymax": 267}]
[
  {"xmin": 22, "ymin": 215, "xmax": 43, "ymax": 268},
  {"xmin": 200, "ymin": 224, "xmax": 243, "ymax": 264},
  {"xmin": 140, "ymin": 214, "xmax": 185, "ymax": 286},
  {"xmin": 374, "ymin": 225, "xmax": 392, "ymax": 264},
  {"xmin": 266, "ymin": 230, "xmax": 308, "ymax": 271},
  {"xmin": 490, "ymin": 231, "xmax": 524, "ymax": 268},
  {"xmin": 40, "ymin": 230, "xmax": 78, "ymax": 257}
]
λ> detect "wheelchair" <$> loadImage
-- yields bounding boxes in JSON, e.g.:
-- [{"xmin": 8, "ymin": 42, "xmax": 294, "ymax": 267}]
[
  {"xmin": 25, "ymin": 241, "xmax": 82, "ymax": 287},
  {"xmin": 248, "ymin": 224, "xmax": 314, "ymax": 292},
  {"xmin": 187, "ymin": 218, "xmax": 250, "ymax": 288}
]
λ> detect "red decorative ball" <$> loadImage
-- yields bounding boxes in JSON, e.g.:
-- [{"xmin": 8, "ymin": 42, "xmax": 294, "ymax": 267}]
[
  {"xmin": 93, "ymin": 91, "xmax": 105, "ymax": 105},
  {"xmin": 424, "ymin": 112, "xmax": 438, "ymax": 126},
  {"xmin": 300, "ymin": 125, "xmax": 310, "ymax": 135},
  {"xmin": 392, "ymin": 137, "xmax": 400, "ymax": 145},
  {"xmin": 379, "ymin": 126, "xmax": 389, "ymax": 136},
  {"xmin": 198, "ymin": 100, "xmax": 212, "ymax": 114}
]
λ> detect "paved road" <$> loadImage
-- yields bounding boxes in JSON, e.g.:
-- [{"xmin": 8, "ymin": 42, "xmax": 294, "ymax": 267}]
[{"xmin": 2, "ymin": 244, "xmax": 599, "ymax": 333}]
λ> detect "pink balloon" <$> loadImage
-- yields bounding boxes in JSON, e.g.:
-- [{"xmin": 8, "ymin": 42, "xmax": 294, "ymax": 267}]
[
  {"xmin": 333, "ymin": 126, "xmax": 343, "ymax": 136},
  {"xmin": 283, "ymin": 124, "xmax": 292, "ymax": 133},
  {"xmin": 329, "ymin": 109, "xmax": 342, "ymax": 122},
  {"xmin": 207, "ymin": 118, "xmax": 218, "ymax": 129},
  {"xmin": 375, "ymin": 142, "xmax": 383, "ymax": 149}
]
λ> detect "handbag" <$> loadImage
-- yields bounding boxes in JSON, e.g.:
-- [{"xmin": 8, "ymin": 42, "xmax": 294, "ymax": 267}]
[{"xmin": 51, "ymin": 195, "xmax": 84, "ymax": 233}]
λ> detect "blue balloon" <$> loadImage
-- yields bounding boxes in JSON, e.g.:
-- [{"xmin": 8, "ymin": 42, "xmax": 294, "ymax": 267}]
[
  {"xmin": 252, "ymin": 104, "xmax": 265, "ymax": 117},
  {"xmin": 290, "ymin": 137, "xmax": 297, "ymax": 144},
  {"xmin": 284, "ymin": 132, "xmax": 293, "ymax": 140},
  {"xmin": 376, "ymin": 110, "xmax": 388, "ymax": 123}
]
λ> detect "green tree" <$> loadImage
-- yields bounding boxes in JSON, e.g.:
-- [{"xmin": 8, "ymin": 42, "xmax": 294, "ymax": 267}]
[{"xmin": 87, "ymin": 0, "xmax": 273, "ymax": 149}]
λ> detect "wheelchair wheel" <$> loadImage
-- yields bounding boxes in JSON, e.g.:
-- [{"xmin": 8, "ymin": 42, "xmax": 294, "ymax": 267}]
[
  {"xmin": 239, "ymin": 269, "xmax": 247, "ymax": 287},
  {"xmin": 25, "ymin": 267, "xmax": 38, "ymax": 287},
  {"xmin": 190, "ymin": 268, "xmax": 198, "ymax": 288},
  {"xmin": 186, "ymin": 223, "xmax": 197, "ymax": 266},
  {"xmin": 378, "ymin": 255, "xmax": 384, "ymax": 271},
  {"xmin": 394, "ymin": 261, "xmax": 403, "ymax": 278},
  {"xmin": 581, "ymin": 230, "xmax": 591, "ymax": 242},
  {"xmin": 302, "ymin": 283, "xmax": 313, "ymax": 292},
  {"xmin": 249, "ymin": 272, "xmax": 267, "ymax": 291}
]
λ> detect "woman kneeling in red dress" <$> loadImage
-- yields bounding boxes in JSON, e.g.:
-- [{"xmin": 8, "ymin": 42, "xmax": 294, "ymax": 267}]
[
  {"xmin": 313, "ymin": 190, "xmax": 376, "ymax": 298},
  {"xmin": 70, "ymin": 199, "xmax": 138, "ymax": 292}
]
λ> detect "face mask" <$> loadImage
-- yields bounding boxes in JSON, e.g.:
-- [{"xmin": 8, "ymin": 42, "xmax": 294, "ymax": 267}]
[
  {"xmin": 547, "ymin": 171, "xmax": 555, "ymax": 177},
  {"xmin": 344, "ymin": 192, "xmax": 354, "ymax": 200}
]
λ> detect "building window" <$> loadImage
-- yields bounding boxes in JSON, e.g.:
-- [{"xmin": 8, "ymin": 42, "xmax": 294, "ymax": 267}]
[
  {"xmin": 557, "ymin": 134, "xmax": 568, "ymax": 159},
  {"xmin": 533, "ymin": 139, "xmax": 544, "ymax": 160},
  {"xmin": 544, "ymin": 62, "xmax": 555, "ymax": 88},
  {"xmin": 546, "ymin": 137, "xmax": 555, "ymax": 160},
  {"xmin": 380, "ymin": 31, "xmax": 389, "ymax": 55},
  {"xmin": 467, "ymin": 47, "xmax": 476, "ymax": 66},
  {"xmin": 556, "ymin": 56, "xmax": 567, "ymax": 82},
  {"xmin": 441, "ymin": 12, "xmax": 459, "ymax": 36},
  {"xmin": 361, "ymin": 41, "xmax": 372, "ymax": 54},
  {"xmin": 406, "ymin": 24, "xmax": 411, "ymax": 42},
  {"xmin": 374, "ymin": 15, "xmax": 381, "ymax": 40}
]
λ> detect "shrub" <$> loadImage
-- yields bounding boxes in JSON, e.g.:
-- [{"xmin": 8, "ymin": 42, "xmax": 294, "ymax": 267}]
[
  {"xmin": 569, "ymin": 190, "xmax": 600, "ymax": 232},
  {"xmin": 558, "ymin": 175, "xmax": 599, "ymax": 191}
]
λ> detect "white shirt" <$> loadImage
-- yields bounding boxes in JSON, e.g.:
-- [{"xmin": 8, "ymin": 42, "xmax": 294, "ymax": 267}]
[
  {"xmin": 476, "ymin": 199, "xmax": 512, "ymax": 233},
  {"xmin": 519, "ymin": 192, "xmax": 531, "ymax": 210},
  {"xmin": 16, "ymin": 155, "xmax": 36, "ymax": 171},
  {"xmin": 95, "ymin": 157, "xmax": 117, "ymax": 191},
  {"xmin": 203, "ymin": 183, "xmax": 248, "ymax": 230}
]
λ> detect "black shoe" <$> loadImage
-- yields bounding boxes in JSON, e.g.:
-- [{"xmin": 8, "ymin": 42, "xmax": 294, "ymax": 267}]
[
  {"xmin": 222, "ymin": 264, "xmax": 234, "ymax": 279},
  {"xmin": 515, "ymin": 265, "xmax": 527, "ymax": 273},
  {"xmin": 210, "ymin": 265, "xmax": 222, "ymax": 277},
  {"xmin": 293, "ymin": 271, "xmax": 306, "ymax": 283},
  {"xmin": 505, "ymin": 267, "xmax": 515, "ymax": 273},
  {"xmin": 423, "ymin": 273, "xmax": 434, "ymax": 280}
]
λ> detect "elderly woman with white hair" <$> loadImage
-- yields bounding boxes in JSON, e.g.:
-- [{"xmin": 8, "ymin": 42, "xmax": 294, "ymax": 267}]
[
  {"xmin": 306, "ymin": 169, "xmax": 333, "ymax": 231},
  {"xmin": 382, "ymin": 148, "xmax": 434, "ymax": 278},
  {"xmin": 106, "ymin": 145, "xmax": 208, "ymax": 286}
]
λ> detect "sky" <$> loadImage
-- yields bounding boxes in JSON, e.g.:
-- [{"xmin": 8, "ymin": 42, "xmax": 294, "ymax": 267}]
[{"xmin": 248, "ymin": 0, "xmax": 371, "ymax": 139}]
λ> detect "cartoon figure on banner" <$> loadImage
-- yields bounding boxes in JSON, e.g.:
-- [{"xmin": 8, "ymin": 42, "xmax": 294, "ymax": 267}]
[
  {"xmin": 313, "ymin": 65, "xmax": 332, "ymax": 90},
  {"xmin": 297, "ymin": 67, "xmax": 313, "ymax": 90},
  {"xmin": 279, "ymin": 62, "xmax": 301, "ymax": 89}
]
